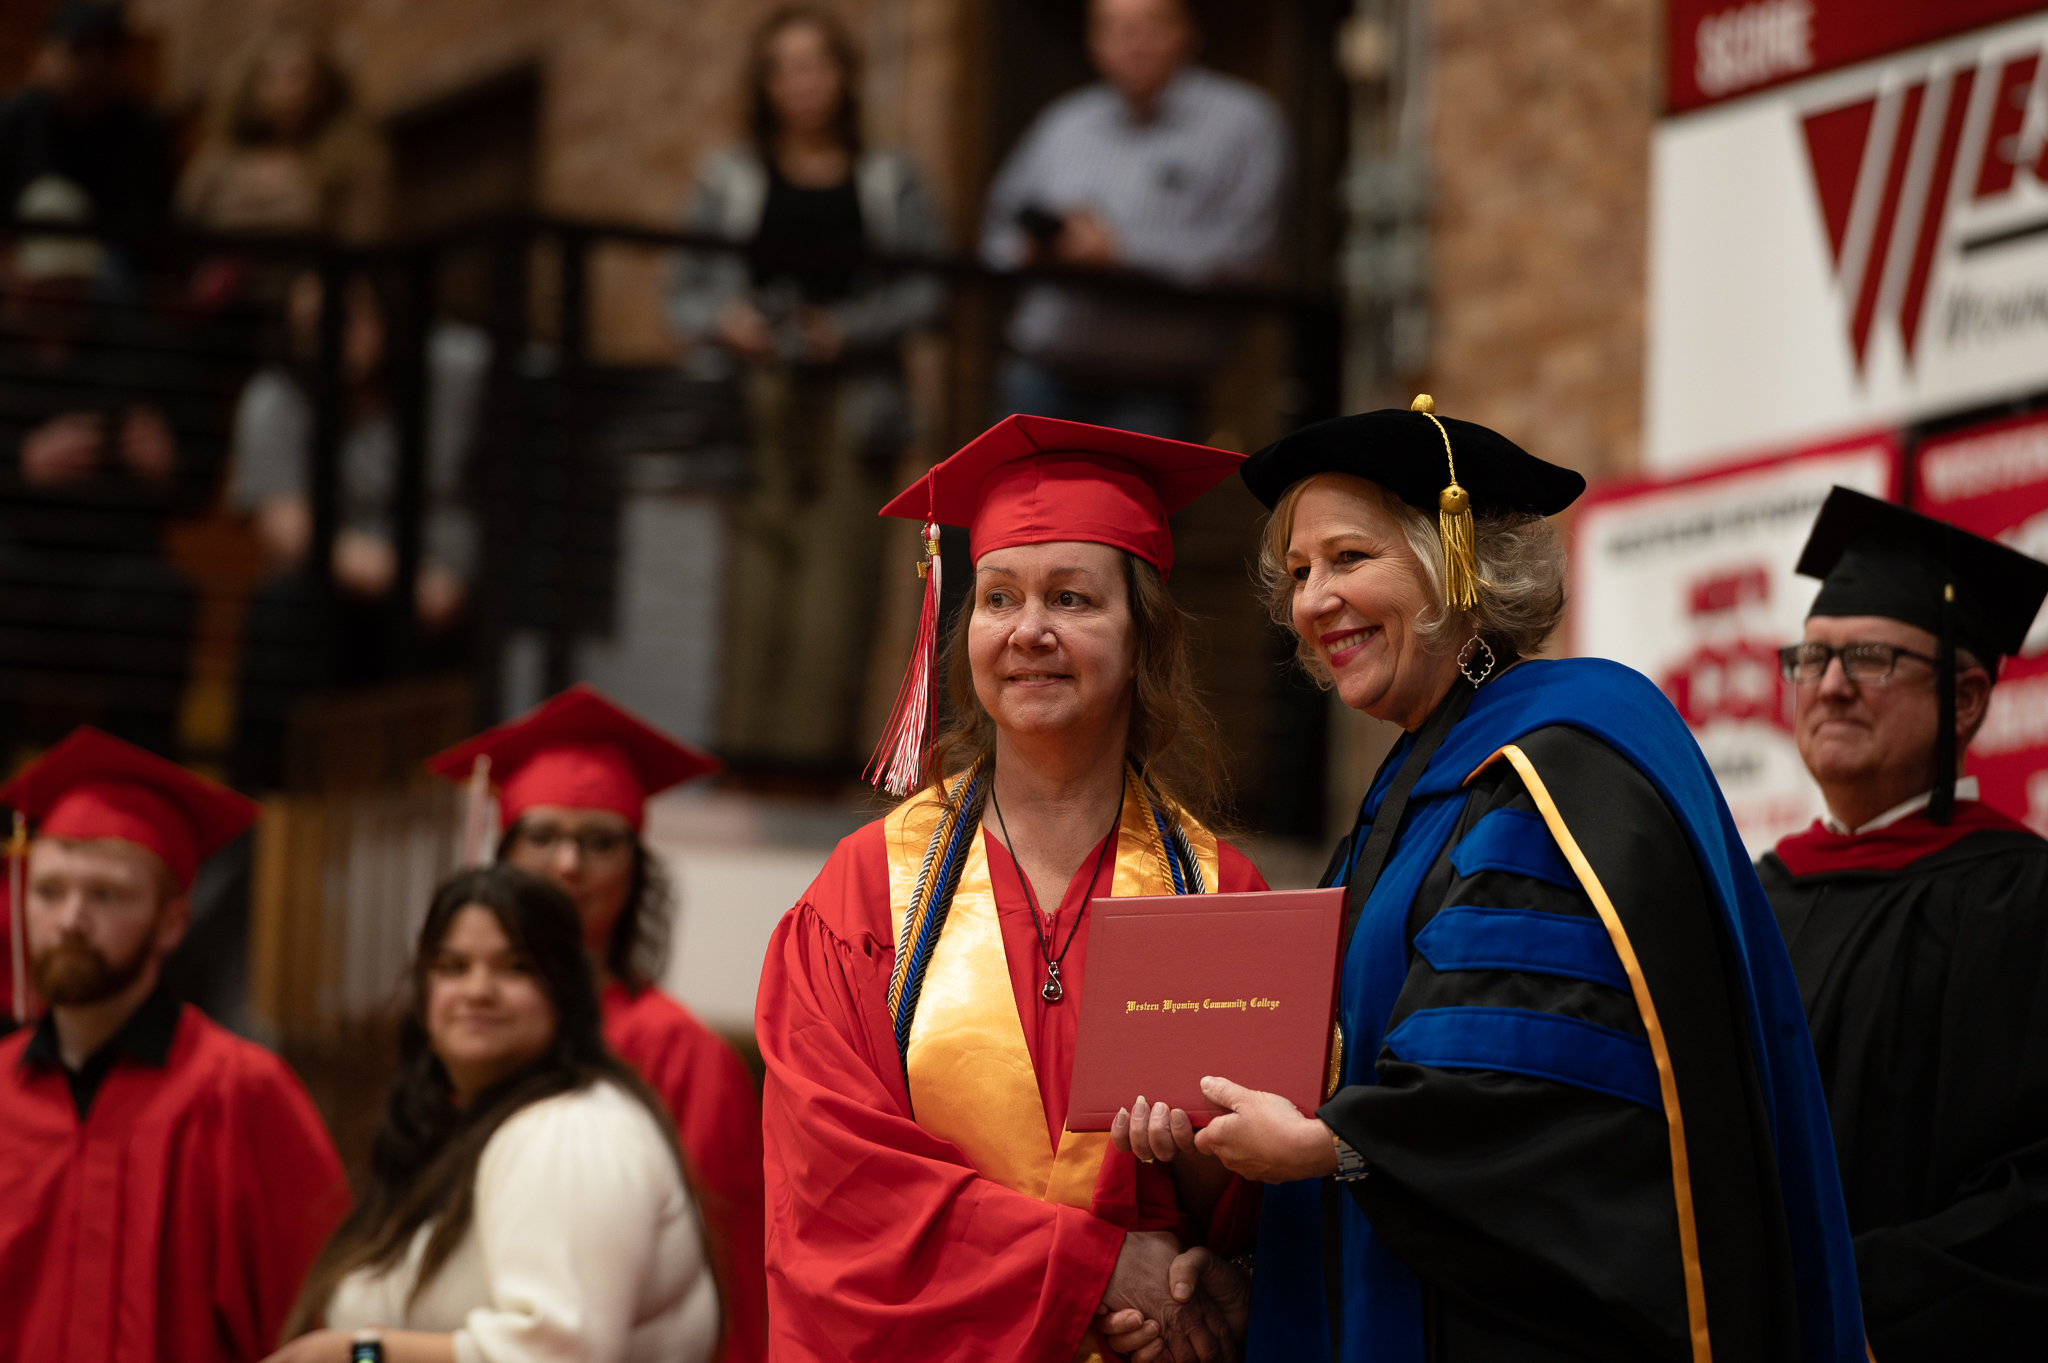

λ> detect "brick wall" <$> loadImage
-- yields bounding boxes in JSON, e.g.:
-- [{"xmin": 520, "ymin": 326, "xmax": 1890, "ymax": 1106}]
[
  {"xmin": 132, "ymin": 0, "xmax": 965, "ymax": 362},
  {"xmin": 1428, "ymin": 0, "xmax": 1658, "ymax": 483}
]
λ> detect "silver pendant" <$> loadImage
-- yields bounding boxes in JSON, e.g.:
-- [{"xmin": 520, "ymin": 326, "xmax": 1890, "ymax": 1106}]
[{"xmin": 1042, "ymin": 964, "xmax": 1064, "ymax": 1002}]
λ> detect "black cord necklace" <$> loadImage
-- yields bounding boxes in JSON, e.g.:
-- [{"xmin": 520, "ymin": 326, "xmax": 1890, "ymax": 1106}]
[{"xmin": 990, "ymin": 782, "xmax": 1124, "ymax": 1003}]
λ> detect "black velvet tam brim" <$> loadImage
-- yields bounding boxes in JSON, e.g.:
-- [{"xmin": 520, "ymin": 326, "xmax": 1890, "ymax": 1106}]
[{"xmin": 1239, "ymin": 408, "xmax": 1586, "ymax": 516}]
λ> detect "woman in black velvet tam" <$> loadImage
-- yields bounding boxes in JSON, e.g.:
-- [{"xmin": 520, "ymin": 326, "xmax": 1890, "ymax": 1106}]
[{"xmin": 1110, "ymin": 398, "xmax": 1867, "ymax": 1363}]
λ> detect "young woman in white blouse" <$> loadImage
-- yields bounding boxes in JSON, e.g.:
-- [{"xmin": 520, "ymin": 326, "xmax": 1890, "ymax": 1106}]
[{"xmin": 265, "ymin": 865, "xmax": 722, "ymax": 1363}]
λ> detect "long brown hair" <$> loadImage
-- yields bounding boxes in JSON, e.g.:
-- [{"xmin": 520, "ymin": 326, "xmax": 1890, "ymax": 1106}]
[
  {"xmin": 747, "ymin": 5, "xmax": 864, "ymax": 160},
  {"xmin": 925, "ymin": 548, "xmax": 1228, "ymax": 828},
  {"xmin": 283, "ymin": 865, "xmax": 722, "ymax": 1344}
]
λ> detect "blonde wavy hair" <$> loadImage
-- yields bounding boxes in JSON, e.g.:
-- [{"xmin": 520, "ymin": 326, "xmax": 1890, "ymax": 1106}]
[{"xmin": 1257, "ymin": 473, "xmax": 1567, "ymax": 686}]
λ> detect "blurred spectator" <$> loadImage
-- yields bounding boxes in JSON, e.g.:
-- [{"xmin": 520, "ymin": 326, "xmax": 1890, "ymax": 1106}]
[
  {"xmin": 272, "ymin": 865, "xmax": 721, "ymax": 1363},
  {"xmin": 178, "ymin": 29, "xmax": 390, "ymax": 242},
  {"xmin": 0, "ymin": 3, "xmax": 173, "ymax": 266},
  {"xmin": 671, "ymin": 4, "xmax": 944, "ymax": 767},
  {"xmin": 230, "ymin": 269, "xmax": 487, "ymax": 788},
  {"xmin": 0, "ymin": 174, "xmax": 212, "ymax": 760},
  {"xmin": 981, "ymin": 0, "xmax": 1286, "ymax": 440}
]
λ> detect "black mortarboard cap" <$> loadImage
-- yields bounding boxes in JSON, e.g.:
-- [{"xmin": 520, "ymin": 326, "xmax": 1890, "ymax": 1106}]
[
  {"xmin": 1797, "ymin": 487, "xmax": 2048, "ymax": 663},
  {"xmin": 1239, "ymin": 405, "xmax": 1586, "ymax": 517},
  {"xmin": 1796, "ymin": 485, "xmax": 2048, "ymax": 824}
]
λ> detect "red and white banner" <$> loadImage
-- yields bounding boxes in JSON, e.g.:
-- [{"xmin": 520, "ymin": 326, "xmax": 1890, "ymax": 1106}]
[
  {"xmin": 1668, "ymin": 0, "xmax": 2046, "ymax": 113},
  {"xmin": 1574, "ymin": 434, "xmax": 1899, "ymax": 855},
  {"xmin": 1913, "ymin": 408, "xmax": 2048, "ymax": 831},
  {"xmin": 1648, "ymin": 8, "xmax": 2048, "ymax": 470}
]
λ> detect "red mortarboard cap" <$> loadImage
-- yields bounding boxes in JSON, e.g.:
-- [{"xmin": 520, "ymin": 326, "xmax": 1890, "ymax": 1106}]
[
  {"xmin": 0, "ymin": 727, "xmax": 259, "ymax": 889},
  {"xmin": 864, "ymin": 417, "xmax": 1241, "ymax": 795},
  {"xmin": 425, "ymin": 684, "xmax": 721, "ymax": 832},
  {"xmin": 877, "ymin": 415, "xmax": 1245, "ymax": 579}
]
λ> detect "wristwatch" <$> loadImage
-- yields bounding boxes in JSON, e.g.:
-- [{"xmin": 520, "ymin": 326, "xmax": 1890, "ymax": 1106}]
[
  {"xmin": 1332, "ymin": 1132, "xmax": 1368, "ymax": 1183},
  {"xmin": 351, "ymin": 1329, "xmax": 384, "ymax": 1362}
]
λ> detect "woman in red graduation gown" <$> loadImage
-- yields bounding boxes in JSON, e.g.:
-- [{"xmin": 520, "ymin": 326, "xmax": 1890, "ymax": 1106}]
[
  {"xmin": 427, "ymin": 687, "xmax": 766, "ymax": 1363},
  {"xmin": 0, "ymin": 727, "xmax": 349, "ymax": 1362},
  {"xmin": 756, "ymin": 416, "xmax": 1267, "ymax": 1363}
]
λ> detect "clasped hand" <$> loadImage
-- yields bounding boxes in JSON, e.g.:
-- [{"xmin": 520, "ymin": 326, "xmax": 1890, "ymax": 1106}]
[
  {"xmin": 1093, "ymin": 1093, "xmax": 1243, "ymax": 1361},
  {"xmin": 1094, "ymin": 1230, "xmax": 1246, "ymax": 1363}
]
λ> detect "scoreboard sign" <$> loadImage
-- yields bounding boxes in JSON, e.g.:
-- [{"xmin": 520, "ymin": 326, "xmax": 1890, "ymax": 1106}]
[
  {"xmin": 1667, "ymin": 0, "xmax": 2047, "ymax": 113},
  {"xmin": 1648, "ymin": 4, "xmax": 2048, "ymax": 471}
]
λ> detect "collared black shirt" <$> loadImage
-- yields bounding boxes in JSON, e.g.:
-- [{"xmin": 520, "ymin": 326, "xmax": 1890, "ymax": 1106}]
[{"xmin": 20, "ymin": 982, "xmax": 181, "ymax": 1118}]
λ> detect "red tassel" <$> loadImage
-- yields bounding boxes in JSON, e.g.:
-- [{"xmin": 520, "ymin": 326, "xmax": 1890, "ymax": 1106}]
[
  {"xmin": 10, "ymin": 810, "xmax": 30, "ymax": 1025},
  {"xmin": 866, "ymin": 522, "xmax": 942, "ymax": 796},
  {"xmin": 459, "ymin": 755, "xmax": 495, "ymax": 866}
]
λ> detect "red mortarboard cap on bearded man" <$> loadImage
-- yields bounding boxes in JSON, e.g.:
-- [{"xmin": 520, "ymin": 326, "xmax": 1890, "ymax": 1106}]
[
  {"xmin": 0, "ymin": 726, "xmax": 260, "ymax": 890},
  {"xmin": 425, "ymin": 683, "xmax": 722, "ymax": 835},
  {"xmin": 867, "ymin": 415, "xmax": 1245, "ymax": 795}
]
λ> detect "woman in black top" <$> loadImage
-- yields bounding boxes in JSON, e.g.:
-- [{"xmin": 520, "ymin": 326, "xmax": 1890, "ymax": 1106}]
[{"xmin": 670, "ymin": 5, "xmax": 945, "ymax": 768}]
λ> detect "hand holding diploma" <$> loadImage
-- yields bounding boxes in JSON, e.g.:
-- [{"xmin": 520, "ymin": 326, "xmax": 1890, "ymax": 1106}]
[
  {"xmin": 1197, "ymin": 1076, "xmax": 1343, "ymax": 1183},
  {"xmin": 1111, "ymin": 1091, "xmax": 1199, "ymax": 1161},
  {"xmin": 1112, "ymin": 1091, "xmax": 1236, "ymax": 1222}
]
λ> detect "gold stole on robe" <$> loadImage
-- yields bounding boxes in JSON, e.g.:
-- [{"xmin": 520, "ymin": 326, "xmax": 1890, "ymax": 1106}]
[{"xmin": 885, "ymin": 767, "xmax": 1221, "ymax": 1363}]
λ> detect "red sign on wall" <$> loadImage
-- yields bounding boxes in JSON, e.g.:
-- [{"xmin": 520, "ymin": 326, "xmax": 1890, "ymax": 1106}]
[
  {"xmin": 1667, "ymin": 0, "xmax": 2047, "ymax": 114},
  {"xmin": 1913, "ymin": 409, "xmax": 2048, "ymax": 831},
  {"xmin": 1574, "ymin": 434, "xmax": 1900, "ymax": 854}
]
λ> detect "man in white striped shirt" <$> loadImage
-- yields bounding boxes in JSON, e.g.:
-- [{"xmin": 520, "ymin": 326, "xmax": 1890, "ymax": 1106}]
[{"xmin": 981, "ymin": 0, "xmax": 1288, "ymax": 441}]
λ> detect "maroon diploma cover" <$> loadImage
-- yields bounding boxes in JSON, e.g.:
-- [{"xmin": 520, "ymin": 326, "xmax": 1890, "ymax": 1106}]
[{"xmin": 1067, "ymin": 887, "xmax": 1346, "ymax": 1130}]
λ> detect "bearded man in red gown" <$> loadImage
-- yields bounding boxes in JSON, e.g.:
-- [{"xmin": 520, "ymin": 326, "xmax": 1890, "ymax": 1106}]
[{"xmin": 0, "ymin": 727, "xmax": 348, "ymax": 1362}]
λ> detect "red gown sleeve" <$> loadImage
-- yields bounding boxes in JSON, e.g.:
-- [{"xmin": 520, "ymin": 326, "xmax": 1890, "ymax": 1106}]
[
  {"xmin": 678, "ymin": 1039, "xmax": 767, "ymax": 1363},
  {"xmin": 162, "ymin": 1031, "xmax": 348, "ymax": 1359},
  {"xmin": 756, "ymin": 829, "xmax": 1125, "ymax": 1363},
  {"xmin": 206, "ymin": 1039, "xmax": 348, "ymax": 1350},
  {"xmin": 613, "ymin": 994, "xmax": 768, "ymax": 1363}
]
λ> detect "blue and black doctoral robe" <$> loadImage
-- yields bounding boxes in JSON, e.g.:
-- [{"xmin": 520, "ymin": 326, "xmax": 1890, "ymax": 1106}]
[{"xmin": 1248, "ymin": 657, "xmax": 1864, "ymax": 1363}]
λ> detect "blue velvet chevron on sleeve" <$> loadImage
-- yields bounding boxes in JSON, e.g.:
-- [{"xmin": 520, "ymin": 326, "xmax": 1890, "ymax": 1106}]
[
  {"xmin": 1449, "ymin": 807, "xmax": 1577, "ymax": 889},
  {"xmin": 1415, "ymin": 905, "xmax": 1629, "ymax": 991},
  {"xmin": 1383, "ymin": 1006, "xmax": 1662, "ymax": 1109}
]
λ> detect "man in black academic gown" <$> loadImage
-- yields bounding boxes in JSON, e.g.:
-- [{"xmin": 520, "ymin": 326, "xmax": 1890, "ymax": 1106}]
[{"xmin": 1757, "ymin": 486, "xmax": 2048, "ymax": 1358}]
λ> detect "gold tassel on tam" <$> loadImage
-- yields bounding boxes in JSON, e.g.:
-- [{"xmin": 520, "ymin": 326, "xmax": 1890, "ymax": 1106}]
[{"xmin": 1413, "ymin": 393, "xmax": 1484, "ymax": 611}]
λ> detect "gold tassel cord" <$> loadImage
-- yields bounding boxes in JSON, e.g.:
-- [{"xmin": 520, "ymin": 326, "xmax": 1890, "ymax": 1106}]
[{"xmin": 1412, "ymin": 393, "xmax": 1484, "ymax": 611}]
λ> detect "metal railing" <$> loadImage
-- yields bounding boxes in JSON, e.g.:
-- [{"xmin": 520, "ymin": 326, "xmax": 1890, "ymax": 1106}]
[
  {"xmin": 3, "ymin": 209, "xmax": 1342, "ymax": 1033},
  {"xmin": 4, "ymin": 211, "xmax": 1337, "ymax": 772}
]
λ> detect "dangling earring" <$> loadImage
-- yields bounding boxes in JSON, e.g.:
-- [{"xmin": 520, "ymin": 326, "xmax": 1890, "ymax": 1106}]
[{"xmin": 1457, "ymin": 635, "xmax": 1496, "ymax": 686}]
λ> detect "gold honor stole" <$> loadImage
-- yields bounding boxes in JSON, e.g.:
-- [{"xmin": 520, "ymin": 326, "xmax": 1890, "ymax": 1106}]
[{"xmin": 885, "ymin": 766, "xmax": 1220, "ymax": 1362}]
